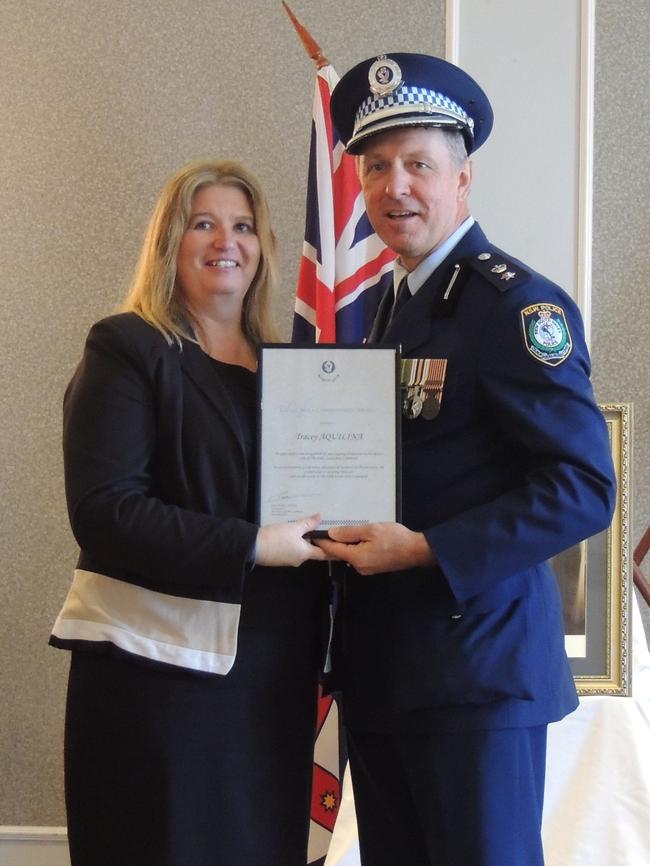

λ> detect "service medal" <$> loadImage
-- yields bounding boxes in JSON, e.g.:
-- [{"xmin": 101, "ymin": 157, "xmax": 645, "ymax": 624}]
[
  {"xmin": 400, "ymin": 358, "xmax": 448, "ymax": 419},
  {"xmin": 421, "ymin": 392, "xmax": 441, "ymax": 420},
  {"xmin": 410, "ymin": 387, "xmax": 424, "ymax": 419}
]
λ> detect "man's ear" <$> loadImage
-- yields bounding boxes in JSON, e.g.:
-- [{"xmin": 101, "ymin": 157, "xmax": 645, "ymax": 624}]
[{"xmin": 457, "ymin": 159, "xmax": 473, "ymax": 202}]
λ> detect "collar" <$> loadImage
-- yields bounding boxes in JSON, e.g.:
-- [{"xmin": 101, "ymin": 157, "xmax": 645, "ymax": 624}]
[{"xmin": 392, "ymin": 216, "xmax": 475, "ymax": 297}]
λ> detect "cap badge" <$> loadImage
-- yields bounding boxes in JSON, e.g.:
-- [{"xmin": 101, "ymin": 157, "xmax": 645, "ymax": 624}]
[{"xmin": 368, "ymin": 56, "xmax": 402, "ymax": 96}]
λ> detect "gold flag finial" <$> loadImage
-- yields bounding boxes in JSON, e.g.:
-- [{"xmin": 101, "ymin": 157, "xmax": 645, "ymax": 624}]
[{"xmin": 282, "ymin": 2, "xmax": 329, "ymax": 69}]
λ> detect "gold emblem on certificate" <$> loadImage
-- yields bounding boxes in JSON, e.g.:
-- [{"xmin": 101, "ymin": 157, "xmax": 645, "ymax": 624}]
[{"xmin": 400, "ymin": 358, "xmax": 447, "ymax": 420}]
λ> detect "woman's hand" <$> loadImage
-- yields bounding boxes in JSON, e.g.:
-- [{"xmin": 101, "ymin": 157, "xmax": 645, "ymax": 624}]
[{"xmin": 255, "ymin": 514, "xmax": 329, "ymax": 567}]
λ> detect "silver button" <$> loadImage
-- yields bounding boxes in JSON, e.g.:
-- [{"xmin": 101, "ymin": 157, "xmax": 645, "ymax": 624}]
[{"xmin": 477, "ymin": 252, "xmax": 491, "ymax": 260}]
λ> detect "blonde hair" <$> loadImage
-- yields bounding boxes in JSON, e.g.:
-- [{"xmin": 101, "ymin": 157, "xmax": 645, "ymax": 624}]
[{"xmin": 121, "ymin": 158, "xmax": 279, "ymax": 345}]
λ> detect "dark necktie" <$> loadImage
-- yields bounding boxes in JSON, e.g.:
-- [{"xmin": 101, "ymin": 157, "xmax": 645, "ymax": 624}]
[
  {"xmin": 370, "ymin": 275, "xmax": 412, "ymax": 342},
  {"xmin": 390, "ymin": 275, "xmax": 412, "ymax": 322},
  {"xmin": 381, "ymin": 276, "xmax": 411, "ymax": 339}
]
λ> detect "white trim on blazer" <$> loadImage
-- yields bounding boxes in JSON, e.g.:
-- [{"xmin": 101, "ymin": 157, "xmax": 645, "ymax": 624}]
[{"xmin": 51, "ymin": 569, "xmax": 240, "ymax": 674}]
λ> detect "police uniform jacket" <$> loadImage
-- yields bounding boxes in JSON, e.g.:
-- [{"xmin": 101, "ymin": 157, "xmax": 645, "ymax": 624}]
[{"xmin": 339, "ymin": 222, "xmax": 617, "ymax": 732}]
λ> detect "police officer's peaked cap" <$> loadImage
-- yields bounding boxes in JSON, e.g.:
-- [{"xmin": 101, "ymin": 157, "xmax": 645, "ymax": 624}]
[{"xmin": 330, "ymin": 53, "xmax": 493, "ymax": 155}]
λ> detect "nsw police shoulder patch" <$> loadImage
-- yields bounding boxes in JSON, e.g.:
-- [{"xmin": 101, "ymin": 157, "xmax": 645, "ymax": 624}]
[{"xmin": 520, "ymin": 303, "xmax": 572, "ymax": 366}]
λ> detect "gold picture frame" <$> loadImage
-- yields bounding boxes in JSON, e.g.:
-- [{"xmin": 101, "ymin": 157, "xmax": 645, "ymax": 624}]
[{"xmin": 551, "ymin": 404, "xmax": 632, "ymax": 695}]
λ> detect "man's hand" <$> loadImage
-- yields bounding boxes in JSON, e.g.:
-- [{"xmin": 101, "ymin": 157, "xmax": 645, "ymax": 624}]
[{"xmin": 315, "ymin": 522, "xmax": 436, "ymax": 575}]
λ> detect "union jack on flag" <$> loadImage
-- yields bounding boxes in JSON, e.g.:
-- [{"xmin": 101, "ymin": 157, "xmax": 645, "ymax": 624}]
[{"xmin": 291, "ymin": 63, "xmax": 395, "ymax": 344}]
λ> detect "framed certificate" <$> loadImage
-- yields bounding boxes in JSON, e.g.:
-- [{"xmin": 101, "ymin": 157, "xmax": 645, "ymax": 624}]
[{"xmin": 258, "ymin": 345, "xmax": 401, "ymax": 535}]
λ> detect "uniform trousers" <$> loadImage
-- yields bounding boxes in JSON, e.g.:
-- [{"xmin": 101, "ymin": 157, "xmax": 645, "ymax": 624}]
[{"xmin": 347, "ymin": 724, "xmax": 548, "ymax": 866}]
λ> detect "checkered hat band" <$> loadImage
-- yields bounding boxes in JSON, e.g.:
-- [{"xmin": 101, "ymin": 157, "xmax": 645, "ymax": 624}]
[{"xmin": 354, "ymin": 86, "xmax": 472, "ymax": 135}]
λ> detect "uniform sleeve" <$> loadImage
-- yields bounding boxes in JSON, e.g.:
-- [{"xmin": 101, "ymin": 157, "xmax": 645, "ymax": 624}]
[
  {"xmin": 425, "ymin": 286, "xmax": 616, "ymax": 603},
  {"xmin": 63, "ymin": 317, "xmax": 258, "ymax": 599}
]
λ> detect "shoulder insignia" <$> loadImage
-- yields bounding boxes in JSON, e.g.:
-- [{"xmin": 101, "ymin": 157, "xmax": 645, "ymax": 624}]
[
  {"xmin": 520, "ymin": 302, "xmax": 572, "ymax": 366},
  {"xmin": 468, "ymin": 250, "xmax": 530, "ymax": 292}
]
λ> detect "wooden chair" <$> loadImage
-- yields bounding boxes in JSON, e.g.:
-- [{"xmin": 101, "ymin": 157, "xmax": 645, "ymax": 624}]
[{"xmin": 634, "ymin": 526, "xmax": 650, "ymax": 606}]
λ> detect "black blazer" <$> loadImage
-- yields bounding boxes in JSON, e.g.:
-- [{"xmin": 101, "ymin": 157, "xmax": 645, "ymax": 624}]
[{"xmin": 63, "ymin": 312, "xmax": 259, "ymax": 604}]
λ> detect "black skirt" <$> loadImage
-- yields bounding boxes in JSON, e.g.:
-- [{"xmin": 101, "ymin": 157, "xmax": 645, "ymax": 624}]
[{"xmin": 64, "ymin": 566, "xmax": 328, "ymax": 866}]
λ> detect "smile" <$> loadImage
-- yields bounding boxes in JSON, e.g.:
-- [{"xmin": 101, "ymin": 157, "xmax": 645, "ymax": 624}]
[{"xmin": 206, "ymin": 259, "xmax": 238, "ymax": 268}]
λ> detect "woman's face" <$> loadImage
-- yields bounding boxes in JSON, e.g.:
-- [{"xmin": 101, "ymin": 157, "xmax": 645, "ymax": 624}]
[{"xmin": 176, "ymin": 183, "xmax": 261, "ymax": 312}]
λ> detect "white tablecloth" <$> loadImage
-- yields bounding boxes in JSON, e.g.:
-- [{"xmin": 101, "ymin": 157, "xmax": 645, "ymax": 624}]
[{"xmin": 326, "ymin": 596, "xmax": 650, "ymax": 866}]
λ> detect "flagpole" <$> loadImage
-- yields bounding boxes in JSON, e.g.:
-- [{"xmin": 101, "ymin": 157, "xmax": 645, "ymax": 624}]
[{"xmin": 281, "ymin": 2, "xmax": 330, "ymax": 68}]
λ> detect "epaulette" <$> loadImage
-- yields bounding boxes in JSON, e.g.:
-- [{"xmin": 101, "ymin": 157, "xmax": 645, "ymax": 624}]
[{"xmin": 465, "ymin": 248, "xmax": 531, "ymax": 292}]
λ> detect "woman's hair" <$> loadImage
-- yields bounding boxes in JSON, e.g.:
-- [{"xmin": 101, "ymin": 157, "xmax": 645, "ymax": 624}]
[{"xmin": 121, "ymin": 158, "xmax": 279, "ymax": 345}]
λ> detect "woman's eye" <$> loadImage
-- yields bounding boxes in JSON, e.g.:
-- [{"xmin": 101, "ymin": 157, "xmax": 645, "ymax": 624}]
[
  {"xmin": 235, "ymin": 222, "xmax": 255, "ymax": 233},
  {"xmin": 193, "ymin": 220, "xmax": 212, "ymax": 230}
]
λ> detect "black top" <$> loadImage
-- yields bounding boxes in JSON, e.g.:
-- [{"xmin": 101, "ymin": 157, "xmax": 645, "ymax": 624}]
[{"xmin": 209, "ymin": 359, "xmax": 258, "ymax": 522}]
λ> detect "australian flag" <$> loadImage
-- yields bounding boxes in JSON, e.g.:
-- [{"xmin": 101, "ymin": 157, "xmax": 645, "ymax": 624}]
[
  {"xmin": 291, "ymin": 64, "xmax": 395, "ymax": 344},
  {"xmin": 292, "ymin": 62, "xmax": 395, "ymax": 866},
  {"xmin": 307, "ymin": 688, "xmax": 348, "ymax": 865}
]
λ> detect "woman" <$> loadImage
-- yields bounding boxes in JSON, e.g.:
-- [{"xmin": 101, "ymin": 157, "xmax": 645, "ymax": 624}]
[{"xmin": 50, "ymin": 159, "xmax": 329, "ymax": 866}]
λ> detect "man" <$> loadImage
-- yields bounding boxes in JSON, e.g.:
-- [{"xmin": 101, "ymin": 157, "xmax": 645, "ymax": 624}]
[{"xmin": 317, "ymin": 53, "xmax": 616, "ymax": 866}]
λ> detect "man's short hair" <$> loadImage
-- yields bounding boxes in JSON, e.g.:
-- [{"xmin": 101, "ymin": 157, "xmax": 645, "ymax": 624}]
[{"xmin": 444, "ymin": 130, "xmax": 469, "ymax": 170}]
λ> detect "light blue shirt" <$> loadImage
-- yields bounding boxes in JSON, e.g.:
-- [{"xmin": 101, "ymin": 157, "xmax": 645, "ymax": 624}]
[{"xmin": 392, "ymin": 216, "xmax": 475, "ymax": 297}]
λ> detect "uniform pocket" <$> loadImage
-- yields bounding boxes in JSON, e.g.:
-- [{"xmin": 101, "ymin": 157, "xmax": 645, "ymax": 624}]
[{"xmin": 389, "ymin": 593, "xmax": 534, "ymax": 710}]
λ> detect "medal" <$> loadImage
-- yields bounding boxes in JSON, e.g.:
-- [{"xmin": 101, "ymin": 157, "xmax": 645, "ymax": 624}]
[
  {"xmin": 421, "ymin": 391, "xmax": 441, "ymax": 420},
  {"xmin": 404, "ymin": 385, "xmax": 424, "ymax": 419},
  {"xmin": 400, "ymin": 358, "xmax": 448, "ymax": 419}
]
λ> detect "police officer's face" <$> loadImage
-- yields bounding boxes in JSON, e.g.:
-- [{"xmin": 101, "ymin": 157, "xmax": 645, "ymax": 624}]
[{"xmin": 357, "ymin": 127, "xmax": 472, "ymax": 271}]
